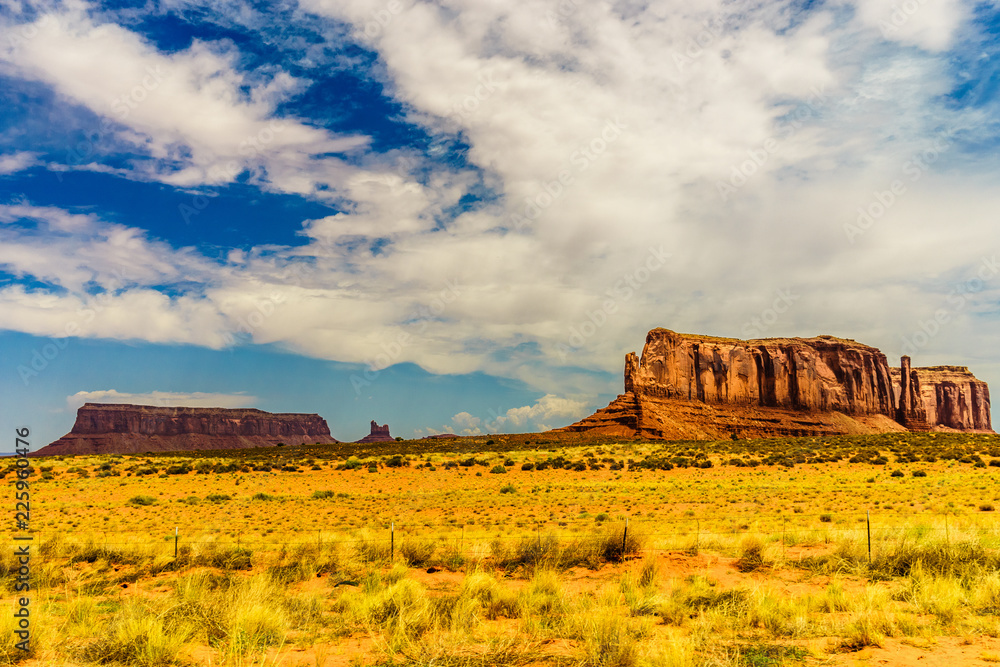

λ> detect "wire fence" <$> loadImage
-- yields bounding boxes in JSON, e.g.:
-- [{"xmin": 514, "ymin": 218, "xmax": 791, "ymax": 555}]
[{"xmin": 9, "ymin": 510, "xmax": 1000, "ymax": 561}]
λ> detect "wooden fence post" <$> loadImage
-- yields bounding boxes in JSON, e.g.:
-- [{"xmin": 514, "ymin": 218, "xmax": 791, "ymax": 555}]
[
  {"xmin": 390, "ymin": 522, "xmax": 394, "ymax": 563},
  {"xmin": 866, "ymin": 510, "xmax": 871, "ymax": 566},
  {"xmin": 622, "ymin": 516, "xmax": 629, "ymax": 560},
  {"xmin": 174, "ymin": 526, "xmax": 178, "ymax": 558}
]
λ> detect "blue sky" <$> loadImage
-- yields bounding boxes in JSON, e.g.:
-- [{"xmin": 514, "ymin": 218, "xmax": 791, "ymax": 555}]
[{"xmin": 1, "ymin": 0, "xmax": 999, "ymax": 447}]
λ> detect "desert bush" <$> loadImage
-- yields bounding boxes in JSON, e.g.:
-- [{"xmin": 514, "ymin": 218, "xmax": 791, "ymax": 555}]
[
  {"xmin": 356, "ymin": 533, "xmax": 391, "ymax": 563},
  {"xmin": 399, "ymin": 538, "xmax": 437, "ymax": 567},
  {"xmin": 734, "ymin": 537, "xmax": 771, "ymax": 573},
  {"xmin": 592, "ymin": 522, "xmax": 645, "ymax": 563},
  {"xmin": 127, "ymin": 495, "xmax": 157, "ymax": 506},
  {"xmin": 80, "ymin": 598, "xmax": 192, "ymax": 666},
  {"xmin": 573, "ymin": 607, "xmax": 639, "ymax": 667},
  {"xmin": 195, "ymin": 544, "xmax": 253, "ymax": 570},
  {"xmin": 311, "ymin": 490, "xmax": 335, "ymax": 499},
  {"xmin": 458, "ymin": 572, "xmax": 520, "ymax": 619},
  {"xmin": 870, "ymin": 539, "xmax": 1000, "ymax": 579}
]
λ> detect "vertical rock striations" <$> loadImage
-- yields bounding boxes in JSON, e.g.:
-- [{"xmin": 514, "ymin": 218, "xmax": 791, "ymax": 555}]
[
  {"xmin": 555, "ymin": 328, "xmax": 994, "ymax": 439},
  {"xmin": 892, "ymin": 365, "xmax": 992, "ymax": 432}
]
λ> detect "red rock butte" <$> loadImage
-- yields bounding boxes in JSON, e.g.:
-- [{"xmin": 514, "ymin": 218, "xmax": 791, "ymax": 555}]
[
  {"xmin": 356, "ymin": 420, "xmax": 394, "ymax": 443},
  {"xmin": 33, "ymin": 403, "xmax": 338, "ymax": 457},
  {"xmin": 554, "ymin": 328, "xmax": 993, "ymax": 439}
]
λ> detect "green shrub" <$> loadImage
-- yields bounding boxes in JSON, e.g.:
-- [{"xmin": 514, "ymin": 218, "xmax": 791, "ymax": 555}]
[
  {"xmin": 205, "ymin": 494, "xmax": 231, "ymax": 503},
  {"xmin": 127, "ymin": 495, "xmax": 157, "ymax": 506},
  {"xmin": 499, "ymin": 483, "xmax": 516, "ymax": 494},
  {"xmin": 489, "ymin": 465, "xmax": 507, "ymax": 474},
  {"xmin": 311, "ymin": 490, "xmax": 335, "ymax": 499}
]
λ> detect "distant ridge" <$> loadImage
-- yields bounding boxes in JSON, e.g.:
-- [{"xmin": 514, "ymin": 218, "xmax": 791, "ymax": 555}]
[{"xmin": 33, "ymin": 403, "xmax": 338, "ymax": 456}]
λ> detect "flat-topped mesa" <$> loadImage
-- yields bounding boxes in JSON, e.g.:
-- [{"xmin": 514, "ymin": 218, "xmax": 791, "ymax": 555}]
[
  {"xmin": 554, "ymin": 328, "xmax": 994, "ymax": 440},
  {"xmin": 891, "ymin": 364, "xmax": 992, "ymax": 432},
  {"xmin": 631, "ymin": 329, "xmax": 896, "ymax": 415},
  {"xmin": 356, "ymin": 420, "xmax": 394, "ymax": 443},
  {"xmin": 33, "ymin": 403, "xmax": 338, "ymax": 456}
]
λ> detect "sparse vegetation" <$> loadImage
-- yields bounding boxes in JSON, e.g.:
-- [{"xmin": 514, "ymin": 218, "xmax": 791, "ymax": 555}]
[{"xmin": 17, "ymin": 431, "xmax": 1000, "ymax": 665}]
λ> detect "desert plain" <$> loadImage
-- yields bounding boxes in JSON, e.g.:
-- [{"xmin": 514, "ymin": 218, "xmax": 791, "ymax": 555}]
[{"xmin": 4, "ymin": 431, "xmax": 1000, "ymax": 666}]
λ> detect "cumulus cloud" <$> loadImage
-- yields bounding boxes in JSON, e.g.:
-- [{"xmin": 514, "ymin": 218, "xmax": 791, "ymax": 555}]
[
  {"xmin": 1, "ymin": 0, "xmax": 998, "ymax": 406},
  {"xmin": 425, "ymin": 394, "xmax": 592, "ymax": 436},
  {"xmin": 0, "ymin": 2, "xmax": 367, "ymax": 191},
  {"xmin": 66, "ymin": 389, "xmax": 257, "ymax": 412}
]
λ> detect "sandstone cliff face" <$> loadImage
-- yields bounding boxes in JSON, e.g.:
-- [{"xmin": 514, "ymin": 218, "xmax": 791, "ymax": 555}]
[
  {"xmin": 891, "ymin": 366, "xmax": 992, "ymax": 432},
  {"xmin": 555, "ymin": 328, "xmax": 994, "ymax": 440},
  {"xmin": 630, "ymin": 329, "xmax": 897, "ymax": 416},
  {"xmin": 34, "ymin": 403, "xmax": 338, "ymax": 456}
]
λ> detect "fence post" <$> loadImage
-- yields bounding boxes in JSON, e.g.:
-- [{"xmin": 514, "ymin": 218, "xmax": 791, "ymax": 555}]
[
  {"xmin": 390, "ymin": 522, "xmax": 394, "ymax": 563},
  {"xmin": 622, "ymin": 516, "xmax": 629, "ymax": 560},
  {"xmin": 174, "ymin": 526, "xmax": 178, "ymax": 558},
  {"xmin": 866, "ymin": 510, "xmax": 871, "ymax": 566}
]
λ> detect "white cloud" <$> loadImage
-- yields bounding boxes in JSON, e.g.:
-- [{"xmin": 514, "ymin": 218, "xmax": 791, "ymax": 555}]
[
  {"xmin": 849, "ymin": 0, "xmax": 969, "ymax": 52},
  {"xmin": 1, "ymin": 0, "xmax": 998, "ymax": 412},
  {"xmin": 485, "ymin": 394, "xmax": 592, "ymax": 433},
  {"xmin": 0, "ymin": 3, "xmax": 367, "ymax": 192},
  {"xmin": 66, "ymin": 389, "xmax": 258, "ymax": 412},
  {"xmin": 0, "ymin": 151, "xmax": 40, "ymax": 175},
  {"xmin": 429, "ymin": 395, "xmax": 592, "ymax": 436}
]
